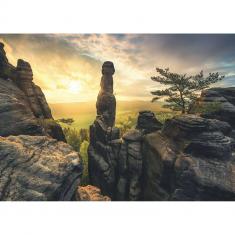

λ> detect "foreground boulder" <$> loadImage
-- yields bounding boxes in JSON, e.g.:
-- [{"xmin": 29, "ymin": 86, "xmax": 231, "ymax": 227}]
[
  {"xmin": 0, "ymin": 135, "xmax": 82, "ymax": 201},
  {"xmin": 142, "ymin": 115, "xmax": 235, "ymax": 200},
  {"xmin": 76, "ymin": 185, "xmax": 111, "ymax": 201}
]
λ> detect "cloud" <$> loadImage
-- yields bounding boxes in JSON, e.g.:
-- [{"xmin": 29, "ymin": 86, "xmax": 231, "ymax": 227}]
[{"xmin": 0, "ymin": 34, "xmax": 235, "ymax": 103}]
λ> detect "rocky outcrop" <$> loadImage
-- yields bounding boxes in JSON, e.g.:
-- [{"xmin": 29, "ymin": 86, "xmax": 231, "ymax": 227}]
[
  {"xmin": 0, "ymin": 42, "xmax": 65, "ymax": 141},
  {"xmin": 16, "ymin": 59, "xmax": 53, "ymax": 119},
  {"xmin": 142, "ymin": 115, "xmax": 235, "ymax": 200},
  {"xmin": 190, "ymin": 87, "xmax": 235, "ymax": 129},
  {"xmin": 0, "ymin": 135, "xmax": 82, "ymax": 201},
  {"xmin": 116, "ymin": 130, "xmax": 143, "ymax": 200},
  {"xmin": 88, "ymin": 62, "xmax": 164, "ymax": 200},
  {"xmin": 136, "ymin": 110, "xmax": 162, "ymax": 134},
  {"xmin": 88, "ymin": 117, "xmax": 120, "ymax": 198},
  {"xmin": 76, "ymin": 185, "xmax": 111, "ymax": 201},
  {"xmin": 0, "ymin": 42, "xmax": 16, "ymax": 79},
  {"xmin": 88, "ymin": 61, "xmax": 119, "ymax": 198},
  {"xmin": 96, "ymin": 61, "xmax": 116, "ymax": 127},
  {"xmin": 0, "ymin": 75, "xmax": 45, "ymax": 137}
]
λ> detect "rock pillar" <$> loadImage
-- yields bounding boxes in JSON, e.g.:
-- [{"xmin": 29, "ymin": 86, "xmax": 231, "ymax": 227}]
[{"xmin": 88, "ymin": 61, "xmax": 121, "ymax": 198}]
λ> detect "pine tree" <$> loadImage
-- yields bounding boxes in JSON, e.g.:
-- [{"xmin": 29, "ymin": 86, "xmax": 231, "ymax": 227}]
[{"xmin": 151, "ymin": 68, "xmax": 224, "ymax": 113}]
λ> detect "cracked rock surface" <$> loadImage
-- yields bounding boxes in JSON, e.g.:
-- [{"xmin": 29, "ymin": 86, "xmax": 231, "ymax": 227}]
[{"xmin": 0, "ymin": 135, "xmax": 82, "ymax": 201}]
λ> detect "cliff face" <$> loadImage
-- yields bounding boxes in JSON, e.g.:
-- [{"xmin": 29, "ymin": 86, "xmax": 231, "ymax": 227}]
[
  {"xmin": 142, "ymin": 115, "xmax": 235, "ymax": 200},
  {"xmin": 0, "ymin": 42, "xmax": 83, "ymax": 201},
  {"xmin": 0, "ymin": 42, "xmax": 65, "ymax": 141}
]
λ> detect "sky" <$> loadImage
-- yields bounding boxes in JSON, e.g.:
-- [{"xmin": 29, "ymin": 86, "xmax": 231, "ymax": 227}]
[{"xmin": 1, "ymin": 34, "xmax": 235, "ymax": 103}]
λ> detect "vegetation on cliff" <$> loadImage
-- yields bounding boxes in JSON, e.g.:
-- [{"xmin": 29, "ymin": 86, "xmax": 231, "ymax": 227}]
[{"xmin": 151, "ymin": 67, "xmax": 224, "ymax": 113}]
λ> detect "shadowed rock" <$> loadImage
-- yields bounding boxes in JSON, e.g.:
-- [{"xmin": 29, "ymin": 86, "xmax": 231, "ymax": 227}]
[
  {"xmin": 0, "ymin": 42, "xmax": 16, "ymax": 79},
  {"xmin": 142, "ymin": 114, "xmax": 235, "ymax": 201},
  {"xmin": 190, "ymin": 87, "xmax": 235, "ymax": 128},
  {"xmin": 116, "ymin": 129, "xmax": 143, "ymax": 200},
  {"xmin": 88, "ymin": 61, "xmax": 120, "ymax": 199},
  {"xmin": 0, "ymin": 135, "xmax": 82, "ymax": 201},
  {"xmin": 136, "ymin": 110, "xmax": 162, "ymax": 134},
  {"xmin": 96, "ymin": 61, "xmax": 116, "ymax": 127}
]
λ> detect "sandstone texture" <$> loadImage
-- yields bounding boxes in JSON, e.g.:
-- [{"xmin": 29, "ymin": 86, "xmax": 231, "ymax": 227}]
[
  {"xmin": 0, "ymin": 42, "xmax": 65, "ymax": 141},
  {"xmin": 136, "ymin": 110, "xmax": 162, "ymax": 134},
  {"xmin": 96, "ymin": 61, "xmax": 116, "ymax": 127},
  {"xmin": 0, "ymin": 135, "xmax": 82, "ymax": 201},
  {"xmin": 88, "ymin": 61, "xmax": 163, "ymax": 200},
  {"xmin": 190, "ymin": 87, "xmax": 235, "ymax": 129},
  {"xmin": 76, "ymin": 185, "xmax": 111, "ymax": 201},
  {"xmin": 142, "ymin": 115, "xmax": 235, "ymax": 200}
]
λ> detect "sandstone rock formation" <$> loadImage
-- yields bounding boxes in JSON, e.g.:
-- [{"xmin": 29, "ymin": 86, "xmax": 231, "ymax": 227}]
[
  {"xmin": 190, "ymin": 87, "xmax": 235, "ymax": 129},
  {"xmin": 136, "ymin": 110, "xmax": 162, "ymax": 134},
  {"xmin": 0, "ymin": 42, "xmax": 65, "ymax": 141},
  {"xmin": 116, "ymin": 129, "xmax": 143, "ymax": 200},
  {"xmin": 76, "ymin": 185, "xmax": 111, "ymax": 201},
  {"xmin": 96, "ymin": 61, "xmax": 116, "ymax": 127},
  {"xmin": 88, "ymin": 62, "xmax": 120, "ymax": 198},
  {"xmin": 0, "ymin": 70, "xmax": 45, "ymax": 137},
  {"xmin": 16, "ymin": 59, "xmax": 53, "ymax": 119},
  {"xmin": 0, "ymin": 135, "xmax": 82, "ymax": 201},
  {"xmin": 0, "ymin": 42, "xmax": 16, "ymax": 79},
  {"xmin": 88, "ymin": 62, "xmax": 164, "ymax": 200},
  {"xmin": 88, "ymin": 118, "xmax": 120, "ymax": 198},
  {"xmin": 142, "ymin": 115, "xmax": 235, "ymax": 200}
]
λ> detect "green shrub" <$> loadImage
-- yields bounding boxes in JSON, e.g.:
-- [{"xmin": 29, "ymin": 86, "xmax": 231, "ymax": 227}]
[
  {"xmin": 190, "ymin": 101, "xmax": 221, "ymax": 115},
  {"xmin": 62, "ymin": 126, "xmax": 89, "ymax": 185},
  {"xmin": 79, "ymin": 140, "xmax": 89, "ymax": 185},
  {"xmin": 116, "ymin": 114, "xmax": 137, "ymax": 136},
  {"xmin": 63, "ymin": 127, "xmax": 81, "ymax": 152},
  {"xmin": 155, "ymin": 111, "xmax": 178, "ymax": 124}
]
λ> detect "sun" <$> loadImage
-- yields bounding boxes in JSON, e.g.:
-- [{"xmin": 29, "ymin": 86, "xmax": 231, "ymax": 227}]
[{"xmin": 68, "ymin": 80, "xmax": 81, "ymax": 93}]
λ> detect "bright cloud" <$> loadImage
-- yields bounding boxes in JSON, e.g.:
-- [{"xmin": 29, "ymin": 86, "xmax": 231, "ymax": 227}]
[{"xmin": 1, "ymin": 34, "xmax": 235, "ymax": 103}]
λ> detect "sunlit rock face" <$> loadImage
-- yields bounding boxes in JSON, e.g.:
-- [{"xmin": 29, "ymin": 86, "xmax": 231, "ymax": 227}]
[
  {"xmin": 76, "ymin": 185, "xmax": 111, "ymax": 201},
  {"xmin": 0, "ymin": 42, "xmax": 65, "ymax": 141},
  {"xmin": 0, "ymin": 135, "xmax": 82, "ymax": 201},
  {"xmin": 142, "ymin": 115, "xmax": 235, "ymax": 201},
  {"xmin": 16, "ymin": 59, "xmax": 53, "ymax": 119}
]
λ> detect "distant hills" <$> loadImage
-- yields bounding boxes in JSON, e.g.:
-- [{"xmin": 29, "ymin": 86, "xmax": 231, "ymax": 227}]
[{"xmin": 49, "ymin": 100, "xmax": 167, "ymax": 119}]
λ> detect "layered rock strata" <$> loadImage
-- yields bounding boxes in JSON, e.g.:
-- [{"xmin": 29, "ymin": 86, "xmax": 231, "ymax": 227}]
[
  {"xmin": 190, "ymin": 87, "xmax": 235, "ymax": 129},
  {"xmin": 88, "ymin": 61, "xmax": 120, "ymax": 198},
  {"xmin": 136, "ymin": 110, "xmax": 162, "ymax": 134},
  {"xmin": 142, "ymin": 115, "xmax": 235, "ymax": 200},
  {"xmin": 88, "ymin": 62, "xmax": 163, "ymax": 200},
  {"xmin": 0, "ymin": 42, "xmax": 65, "ymax": 141},
  {"xmin": 0, "ymin": 135, "xmax": 82, "ymax": 201}
]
